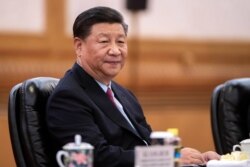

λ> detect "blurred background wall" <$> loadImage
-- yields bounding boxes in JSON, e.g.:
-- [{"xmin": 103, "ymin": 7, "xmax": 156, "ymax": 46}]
[{"xmin": 1, "ymin": 0, "xmax": 250, "ymax": 166}]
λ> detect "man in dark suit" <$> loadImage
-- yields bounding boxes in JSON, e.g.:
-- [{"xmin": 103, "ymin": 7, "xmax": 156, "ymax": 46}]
[{"xmin": 46, "ymin": 6, "xmax": 220, "ymax": 167}]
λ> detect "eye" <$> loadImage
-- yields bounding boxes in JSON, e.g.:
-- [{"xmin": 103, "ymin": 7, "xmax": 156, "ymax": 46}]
[
  {"xmin": 97, "ymin": 37, "xmax": 109, "ymax": 43},
  {"xmin": 117, "ymin": 37, "xmax": 126, "ymax": 44},
  {"xmin": 118, "ymin": 40, "xmax": 125, "ymax": 44},
  {"xmin": 99, "ymin": 40, "xmax": 108, "ymax": 43}
]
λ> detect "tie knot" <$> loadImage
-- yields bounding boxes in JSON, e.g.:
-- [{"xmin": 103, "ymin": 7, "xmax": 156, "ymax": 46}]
[
  {"xmin": 106, "ymin": 87, "xmax": 115, "ymax": 106},
  {"xmin": 106, "ymin": 87, "xmax": 113, "ymax": 96}
]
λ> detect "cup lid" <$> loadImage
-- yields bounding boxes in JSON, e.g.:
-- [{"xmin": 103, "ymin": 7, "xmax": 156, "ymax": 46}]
[
  {"xmin": 240, "ymin": 139, "xmax": 250, "ymax": 144},
  {"xmin": 150, "ymin": 131, "xmax": 174, "ymax": 139},
  {"xmin": 62, "ymin": 134, "xmax": 94, "ymax": 150}
]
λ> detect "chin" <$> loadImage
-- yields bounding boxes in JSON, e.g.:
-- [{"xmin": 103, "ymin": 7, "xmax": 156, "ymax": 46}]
[
  {"xmin": 107, "ymin": 71, "xmax": 119, "ymax": 78},
  {"xmin": 110, "ymin": 73, "xmax": 119, "ymax": 78}
]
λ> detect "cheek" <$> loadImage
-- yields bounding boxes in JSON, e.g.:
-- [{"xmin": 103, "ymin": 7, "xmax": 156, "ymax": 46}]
[
  {"xmin": 122, "ymin": 50, "xmax": 128, "ymax": 59},
  {"xmin": 123, "ymin": 45, "xmax": 128, "ymax": 54},
  {"xmin": 121, "ymin": 46, "xmax": 128, "ymax": 56},
  {"xmin": 85, "ymin": 47, "xmax": 101, "ymax": 61}
]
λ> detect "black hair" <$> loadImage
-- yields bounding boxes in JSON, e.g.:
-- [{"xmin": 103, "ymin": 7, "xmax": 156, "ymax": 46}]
[{"xmin": 73, "ymin": 6, "xmax": 128, "ymax": 39}]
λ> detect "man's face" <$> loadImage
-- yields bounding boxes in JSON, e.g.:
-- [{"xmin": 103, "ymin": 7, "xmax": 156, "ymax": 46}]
[{"xmin": 75, "ymin": 23, "xmax": 127, "ymax": 84}]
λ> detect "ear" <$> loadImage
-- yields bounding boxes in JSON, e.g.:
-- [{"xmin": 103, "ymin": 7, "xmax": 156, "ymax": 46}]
[{"xmin": 74, "ymin": 37, "xmax": 83, "ymax": 57}]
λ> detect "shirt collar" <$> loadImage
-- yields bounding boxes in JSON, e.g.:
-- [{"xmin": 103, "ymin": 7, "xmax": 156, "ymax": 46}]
[{"xmin": 96, "ymin": 80, "xmax": 112, "ymax": 92}]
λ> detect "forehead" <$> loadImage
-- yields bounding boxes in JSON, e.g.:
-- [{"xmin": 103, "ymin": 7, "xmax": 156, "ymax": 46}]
[{"xmin": 90, "ymin": 23, "xmax": 126, "ymax": 37}]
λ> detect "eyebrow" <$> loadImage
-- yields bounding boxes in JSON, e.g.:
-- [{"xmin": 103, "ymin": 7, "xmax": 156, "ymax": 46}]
[{"xmin": 96, "ymin": 32, "xmax": 126, "ymax": 38}]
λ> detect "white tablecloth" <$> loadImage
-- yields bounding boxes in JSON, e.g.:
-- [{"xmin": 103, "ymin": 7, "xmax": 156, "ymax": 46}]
[{"xmin": 207, "ymin": 160, "xmax": 250, "ymax": 167}]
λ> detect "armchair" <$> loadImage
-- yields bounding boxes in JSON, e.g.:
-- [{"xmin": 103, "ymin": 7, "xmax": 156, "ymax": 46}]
[
  {"xmin": 8, "ymin": 77, "xmax": 59, "ymax": 167},
  {"xmin": 210, "ymin": 78, "xmax": 250, "ymax": 154}
]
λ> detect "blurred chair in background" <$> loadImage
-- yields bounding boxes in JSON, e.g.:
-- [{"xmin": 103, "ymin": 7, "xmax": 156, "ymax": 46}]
[
  {"xmin": 8, "ymin": 77, "xmax": 59, "ymax": 167},
  {"xmin": 210, "ymin": 78, "xmax": 250, "ymax": 155}
]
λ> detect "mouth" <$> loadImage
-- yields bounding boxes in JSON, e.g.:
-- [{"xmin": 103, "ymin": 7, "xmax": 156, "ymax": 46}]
[{"xmin": 106, "ymin": 61, "xmax": 121, "ymax": 65}]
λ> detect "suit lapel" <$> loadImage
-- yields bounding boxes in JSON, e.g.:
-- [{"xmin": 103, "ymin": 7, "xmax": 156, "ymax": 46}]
[
  {"xmin": 112, "ymin": 84, "xmax": 150, "ymax": 141},
  {"xmin": 72, "ymin": 63, "xmax": 137, "ymax": 136},
  {"xmin": 88, "ymin": 86, "xmax": 136, "ymax": 134}
]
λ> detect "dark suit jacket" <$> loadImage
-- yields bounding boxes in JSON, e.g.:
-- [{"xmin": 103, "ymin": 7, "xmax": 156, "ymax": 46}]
[{"xmin": 46, "ymin": 63, "xmax": 152, "ymax": 167}]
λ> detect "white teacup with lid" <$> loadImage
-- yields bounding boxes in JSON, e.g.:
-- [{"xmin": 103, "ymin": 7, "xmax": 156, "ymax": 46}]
[
  {"xmin": 233, "ymin": 139, "xmax": 250, "ymax": 152},
  {"xmin": 56, "ymin": 134, "xmax": 94, "ymax": 167},
  {"xmin": 233, "ymin": 138, "xmax": 250, "ymax": 158},
  {"xmin": 150, "ymin": 131, "xmax": 174, "ymax": 145}
]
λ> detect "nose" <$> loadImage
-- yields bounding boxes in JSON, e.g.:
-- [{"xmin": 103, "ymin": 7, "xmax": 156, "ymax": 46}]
[{"xmin": 108, "ymin": 43, "xmax": 121, "ymax": 56}]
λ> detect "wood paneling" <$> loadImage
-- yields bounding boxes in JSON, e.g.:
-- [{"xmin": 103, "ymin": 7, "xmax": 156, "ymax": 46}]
[
  {"xmin": 128, "ymin": 39, "xmax": 250, "ymax": 90},
  {"xmin": 0, "ymin": 114, "xmax": 15, "ymax": 167}
]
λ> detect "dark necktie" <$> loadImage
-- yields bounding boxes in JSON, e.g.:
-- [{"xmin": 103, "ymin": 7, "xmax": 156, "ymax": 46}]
[{"xmin": 106, "ymin": 87, "xmax": 116, "ymax": 106}]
